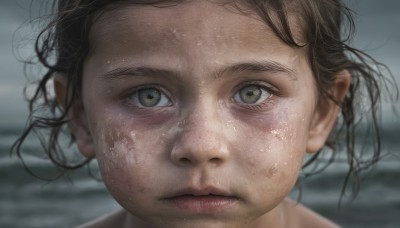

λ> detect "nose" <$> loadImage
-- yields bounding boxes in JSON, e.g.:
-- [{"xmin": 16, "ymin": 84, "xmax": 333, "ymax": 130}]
[{"xmin": 170, "ymin": 108, "xmax": 230, "ymax": 167}]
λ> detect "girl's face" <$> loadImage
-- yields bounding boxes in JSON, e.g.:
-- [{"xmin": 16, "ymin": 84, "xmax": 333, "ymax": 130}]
[{"xmin": 78, "ymin": 1, "xmax": 325, "ymax": 227}]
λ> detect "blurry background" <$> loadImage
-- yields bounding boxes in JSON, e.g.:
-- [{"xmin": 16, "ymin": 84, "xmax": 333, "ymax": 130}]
[{"xmin": 1, "ymin": 0, "xmax": 399, "ymax": 227}]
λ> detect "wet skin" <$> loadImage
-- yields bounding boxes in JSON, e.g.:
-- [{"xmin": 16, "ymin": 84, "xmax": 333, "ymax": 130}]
[{"xmin": 63, "ymin": 1, "xmax": 345, "ymax": 227}]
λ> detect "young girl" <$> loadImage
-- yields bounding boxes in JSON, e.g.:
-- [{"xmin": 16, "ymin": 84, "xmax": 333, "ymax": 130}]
[{"xmin": 12, "ymin": 0, "xmax": 397, "ymax": 227}]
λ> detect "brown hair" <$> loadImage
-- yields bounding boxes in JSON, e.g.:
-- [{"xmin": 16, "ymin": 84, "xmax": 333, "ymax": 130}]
[{"xmin": 12, "ymin": 0, "xmax": 398, "ymax": 199}]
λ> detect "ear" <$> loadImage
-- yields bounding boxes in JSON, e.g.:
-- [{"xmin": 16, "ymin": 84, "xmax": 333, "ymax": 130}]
[
  {"xmin": 306, "ymin": 70, "xmax": 351, "ymax": 153},
  {"xmin": 54, "ymin": 74, "xmax": 96, "ymax": 159}
]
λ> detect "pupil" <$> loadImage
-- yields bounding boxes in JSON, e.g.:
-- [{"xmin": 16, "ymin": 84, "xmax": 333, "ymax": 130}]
[
  {"xmin": 139, "ymin": 88, "xmax": 161, "ymax": 106},
  {"xmin": 239, "ymin": 85, "xmax": 261, "ymax": 104},
  {"xmin": 246, "ymin": 90, "xmax": 254, "ymax": 97}
]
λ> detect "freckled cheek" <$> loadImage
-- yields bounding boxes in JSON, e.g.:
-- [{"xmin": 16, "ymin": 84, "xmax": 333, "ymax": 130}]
[
  {"xmin": 96, "ymin": 137, "xmax": 145, "ymax": 194},
  {"xmin": 242, "ymin": 138, "xmax": 303, "ymax": 177},
  {"xmin": 91, "ymin": 123, "xmax": 169, "ymax": 203},
  {"xmin": 234, "ymin": 117, "xmax": 308, "ymax": 184}
]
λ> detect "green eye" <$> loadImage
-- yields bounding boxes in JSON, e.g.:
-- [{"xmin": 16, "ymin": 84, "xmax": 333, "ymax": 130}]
[
  {"xmin": 132, "ymin": 87, "xmax": 171, "ymax": 107},
  {"xmin": 234, "ymin": 85, "xmax": 271, "ymax": 104}
]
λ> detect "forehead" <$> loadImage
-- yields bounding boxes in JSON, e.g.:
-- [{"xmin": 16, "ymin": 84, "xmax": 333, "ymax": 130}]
[
  {"xmin": 85, "ymin": 0, "xmax": 311, "ymax": 81},
  {"xmin": 89, "ymin": 1, "xmax": 299, "ymax": 54}
]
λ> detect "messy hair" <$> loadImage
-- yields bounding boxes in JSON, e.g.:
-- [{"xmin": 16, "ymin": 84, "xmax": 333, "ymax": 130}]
[{"xmin": 12, "ymin": 0, "xmax": 397, "ymax": 199}]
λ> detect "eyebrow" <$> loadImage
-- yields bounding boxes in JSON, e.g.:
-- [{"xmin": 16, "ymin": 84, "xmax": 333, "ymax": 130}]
[
  {"xmin": 102, "ymin": 66, "xmax": 178, "ymax": 80},
  {"xmin": 101, "ymin": 60, "xmax": 297, "ymax": 81},
  {"xmin": 221, "ymin": 61, "xmax": 297, "ymax": 80}
]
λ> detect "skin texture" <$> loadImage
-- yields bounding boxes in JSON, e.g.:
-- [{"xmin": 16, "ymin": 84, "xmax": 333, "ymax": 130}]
[{"xmin": 55, "ymin": 1, "xmax": 349, "ymax": 227}]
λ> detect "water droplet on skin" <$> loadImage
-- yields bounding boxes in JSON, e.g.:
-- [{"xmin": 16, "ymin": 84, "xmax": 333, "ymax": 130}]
[{"xmin": 178, "ymin": 119, "xmax": 187, "ymax": 128}]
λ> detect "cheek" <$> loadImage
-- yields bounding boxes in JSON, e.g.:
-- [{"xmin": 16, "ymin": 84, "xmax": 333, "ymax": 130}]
[
  {"xmin": 234, "ymin": 107, "xmax": 310, "ymax": 190},
  {"xmin": 91, "ymin": 118, "xmax": 168, "ymax": 204}
]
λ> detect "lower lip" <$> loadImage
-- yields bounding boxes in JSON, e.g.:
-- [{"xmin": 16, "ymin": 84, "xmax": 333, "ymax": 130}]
[{"xmin": 164, "ymin": 195, "xmax": 238, "ymax": 213}]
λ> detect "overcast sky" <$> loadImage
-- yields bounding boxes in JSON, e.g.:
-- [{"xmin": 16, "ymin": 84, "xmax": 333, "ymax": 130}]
[{"xmin": 1, "ymin": 0, "xmax": 399, "ymax": 127}]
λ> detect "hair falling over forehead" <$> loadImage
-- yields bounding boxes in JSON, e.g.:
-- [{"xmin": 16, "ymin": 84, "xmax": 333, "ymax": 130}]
[{"xmin": 12, "ymin": 0, "xmax": 398, "ymax": 200}]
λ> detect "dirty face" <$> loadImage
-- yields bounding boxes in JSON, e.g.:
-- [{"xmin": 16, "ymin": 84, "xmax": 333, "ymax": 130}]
[{"xmin": 81, "ymin": 1, "xmax": 318, "ymax": 227}]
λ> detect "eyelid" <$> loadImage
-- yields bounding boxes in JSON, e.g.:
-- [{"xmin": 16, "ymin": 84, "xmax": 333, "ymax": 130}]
[{"xmin": 232, "ymin": 81, "xmax": 278, "ymax": 96}]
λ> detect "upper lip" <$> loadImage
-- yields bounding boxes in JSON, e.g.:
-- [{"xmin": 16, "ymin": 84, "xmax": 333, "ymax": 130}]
[{"xmin": 163, "ymin": 186, "xmax": 235, "ymax": 199}]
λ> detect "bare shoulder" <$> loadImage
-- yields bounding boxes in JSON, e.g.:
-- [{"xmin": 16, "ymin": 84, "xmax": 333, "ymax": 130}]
[
  {"xmin": 75, "ymin": 209, "xmax": 128, "ymax": 228},
  {"xmin": 283, "ymin": 198, "xmax": 340, "ymax": 228}
]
